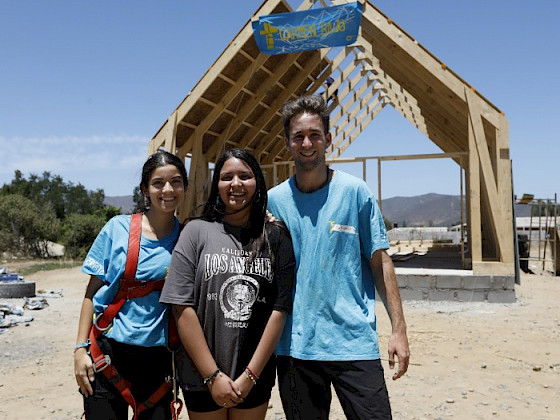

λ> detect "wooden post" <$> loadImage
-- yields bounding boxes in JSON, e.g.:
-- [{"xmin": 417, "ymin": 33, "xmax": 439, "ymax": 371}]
[
  {"xmin": 377, "ymin": 158, "xmax": 382, "ymax": 212},
  {"xmin": 468, "ymin": 107, "xmax": 482, "ymax": 263},
  {"xmin": 164, "ymin": 111, "xmax": 178, "ymax": 153}
]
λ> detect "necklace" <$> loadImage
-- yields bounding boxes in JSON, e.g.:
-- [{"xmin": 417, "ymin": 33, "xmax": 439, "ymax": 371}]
[{"xmin": 296, "ymin": 166, "xmax": 332, "ymax": 193}]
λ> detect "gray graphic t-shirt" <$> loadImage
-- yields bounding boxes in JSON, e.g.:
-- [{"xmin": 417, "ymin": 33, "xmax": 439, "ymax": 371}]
[{"xmin": 160, "ymin": 220, "xmax": 294, "ymax": 391}]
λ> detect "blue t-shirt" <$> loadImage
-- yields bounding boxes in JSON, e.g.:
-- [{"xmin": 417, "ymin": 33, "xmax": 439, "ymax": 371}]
[
  {"xmin": 82, "ymin": 214, "xmax": 180, "ymax": 347},
  {"xmin": 268, "ymin": 170, "xmax": 389, "ymax": 361}
]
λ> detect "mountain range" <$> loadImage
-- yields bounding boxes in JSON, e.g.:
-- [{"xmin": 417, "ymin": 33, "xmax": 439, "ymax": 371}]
[
  {"xmin": 104, "ymin": 195, "xmax": 136, "ymax": 214},
  {"xmin": 104, "ymin": 193, "xmax": 532, "ymax": 228},
  {"xmin": 381, "ymin": 193, "xmax": 531, "ymax": 227}
]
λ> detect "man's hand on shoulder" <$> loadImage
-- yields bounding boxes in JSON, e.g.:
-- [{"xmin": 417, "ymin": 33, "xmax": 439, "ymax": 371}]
[{"xmin": 266, "ymin": 210, "xmax": 279, "ymax": 223}]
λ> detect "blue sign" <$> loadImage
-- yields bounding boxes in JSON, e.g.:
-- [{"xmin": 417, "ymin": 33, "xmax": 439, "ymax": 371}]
[{"xmin": 252, "ymin": 2, "xmax": 363, "ymax": 55}]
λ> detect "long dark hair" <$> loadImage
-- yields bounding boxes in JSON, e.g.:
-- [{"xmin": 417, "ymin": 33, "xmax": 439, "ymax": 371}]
[{"xmin": 199, "ymin": 148, "xmax": 270, "ymax": 262}]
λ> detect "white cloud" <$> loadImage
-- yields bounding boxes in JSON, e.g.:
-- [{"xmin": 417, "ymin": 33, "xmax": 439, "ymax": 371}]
[{"xmin": 0, "ymin": 135, "xmax": 149, "ymax": 196}]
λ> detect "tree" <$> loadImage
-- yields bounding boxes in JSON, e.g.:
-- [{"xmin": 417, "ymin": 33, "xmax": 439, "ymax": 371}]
[
  {"xmin": 531, "ymin": 200, "xmax": 559, "ymax": 217},
  {"xmin": 132, "ymin": 186, "xmax": 145, "ymax": 213},
  {"xmin": 0, "ymin": 194, "xmax": 61, "ymax": 256},
  {"xmin": 1, "ymin": 171, "xmax": 106, "ymax": 219},
  {"xmin": 63, "ymin": 214, "xmax": 106, "ymax": 258},
  {"xmin": 383, "ymin": 216, "xmax": 392, "ymax": 231},
  {"xmin": 96, "ymin": 205, "xmax": 122, "ymax": 222},
  {"xmin": 1, "ymin": 171, "xmax": 121, "ymax": 258}
]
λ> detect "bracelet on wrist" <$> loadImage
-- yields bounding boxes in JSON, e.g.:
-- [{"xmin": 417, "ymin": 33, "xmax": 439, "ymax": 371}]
[
  {"xmin": 73, "ymin": 339, "xmax": 91, "ymax": 353},
  {"xmin": 203, "ymin": 369, "xmax": 221, "ymax": 386},
  {"xmin": 245, "ymin": 366, "xmax": 259, "ymax": 380},
  {"xmin": 244, "ymin": 367, "xmax": 258, "ymax": 385}
]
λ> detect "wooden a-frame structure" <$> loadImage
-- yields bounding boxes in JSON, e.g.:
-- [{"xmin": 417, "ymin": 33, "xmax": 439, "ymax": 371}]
[{"xmin": 148, "ymin": 0, "xmax": 514, "ymax": 276}]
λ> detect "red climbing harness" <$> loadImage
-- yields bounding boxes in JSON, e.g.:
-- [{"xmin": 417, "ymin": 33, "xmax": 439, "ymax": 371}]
[{"xmin": 87, "ymin": 213, "xmax": 182, "ymax": 420}]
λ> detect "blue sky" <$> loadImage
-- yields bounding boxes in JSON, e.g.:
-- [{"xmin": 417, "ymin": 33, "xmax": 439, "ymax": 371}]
[{"xmin": 1, "ymin": 0, "xmax": 558, "ymax": 201}]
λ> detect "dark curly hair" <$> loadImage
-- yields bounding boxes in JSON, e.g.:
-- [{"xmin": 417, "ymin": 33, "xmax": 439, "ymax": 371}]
[{"xmin": 280, "ymin": 94, "xmax": 330, "ymax": 138}]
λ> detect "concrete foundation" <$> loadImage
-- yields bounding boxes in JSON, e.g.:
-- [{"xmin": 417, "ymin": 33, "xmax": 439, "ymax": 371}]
[
  {"xmin": 394, "ymin": 268, "xmax": 516, "ymax": 303},
  {"xmin": 390, "ymin": 246, "xmax": 516, "ymax": 303}
]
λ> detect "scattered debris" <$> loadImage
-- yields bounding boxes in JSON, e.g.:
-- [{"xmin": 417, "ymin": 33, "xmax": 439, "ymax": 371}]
[
  {"xmin": 0, "ymin": 268, "xmax": 35, "ymax": 298},
  {"xmin": 0, "ymin": 303, "xmax": 24, "ymax": 316},
  {"xmin": 36, "ymin": 289, "xmax": 63, "ymax": 298},
  {"xmin": 23, "ymin": 297, "xmax": 49, "ymax": 310},
  {"xmin": 0, "ymin": 299, "xmax": 46, "ymax": 330},
  {"xmin": 0, "ymin": 267, "xmax": 22, "ymax": 281}
]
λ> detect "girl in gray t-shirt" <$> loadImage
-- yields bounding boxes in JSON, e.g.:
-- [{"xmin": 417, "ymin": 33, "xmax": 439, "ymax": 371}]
[{"xmin": 161, "ymin": 149, "xmax": 294, "ymax": 418}]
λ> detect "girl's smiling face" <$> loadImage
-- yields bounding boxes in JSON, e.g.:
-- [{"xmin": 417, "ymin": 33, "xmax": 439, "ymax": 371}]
[
  {"xmin": 142, "ymin": 164, "xmax": 185, "ymax": 214},
  {"xmin": 218, "ymin": 157, "xmax": 256, "ymax": 225}
]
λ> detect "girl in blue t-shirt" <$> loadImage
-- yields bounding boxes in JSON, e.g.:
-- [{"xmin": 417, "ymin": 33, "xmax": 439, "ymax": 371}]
[{"xmin": 73, "ymin": 151, "xmax": 188, "ymax": 420}]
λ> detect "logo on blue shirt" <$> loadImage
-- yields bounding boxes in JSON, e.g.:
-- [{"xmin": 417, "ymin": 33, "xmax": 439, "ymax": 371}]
[{"xmin": 328, "ymin": 221, "xmax": 357, "ymax": 235}]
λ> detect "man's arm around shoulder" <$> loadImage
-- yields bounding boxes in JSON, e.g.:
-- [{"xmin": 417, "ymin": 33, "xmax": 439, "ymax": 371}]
[{"xmin": 369, "ymin": 249, "xmax": 410, "ymax": 380}]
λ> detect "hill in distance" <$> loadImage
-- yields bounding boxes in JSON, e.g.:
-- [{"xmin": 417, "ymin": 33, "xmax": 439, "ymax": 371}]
[
  {"xmin": 104, "ymin": 195, "xmax": 135, "ymax": 214},
  {"xmin": 381, "ymin": 193, "xmax": 463, "ymax": 227},
  {"xmin": 381, "ymin": 192, "xmax": 531, "ymax": 227}
]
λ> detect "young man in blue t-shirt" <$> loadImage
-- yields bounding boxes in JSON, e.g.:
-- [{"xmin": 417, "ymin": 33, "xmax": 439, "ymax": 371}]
[{"xmin": 268, "ymin": 95, "xmax": 410, "ymax": 419}]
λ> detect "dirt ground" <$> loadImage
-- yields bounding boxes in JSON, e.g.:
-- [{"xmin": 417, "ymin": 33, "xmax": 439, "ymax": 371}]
[{"xmin": 0, "ymin": 262, "xmax": 559, "ymax": 420}]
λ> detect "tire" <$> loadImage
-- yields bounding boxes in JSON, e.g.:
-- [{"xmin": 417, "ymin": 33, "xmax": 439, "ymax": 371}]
[{"xmin": 0, "ymin": 281, "xmax": 36, "ymax": 298}]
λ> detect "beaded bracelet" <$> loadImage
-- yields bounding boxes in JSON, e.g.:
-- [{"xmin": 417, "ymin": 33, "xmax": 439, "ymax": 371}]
[
  {"xmin": 244, "ymin": 366, "xmax": 258, "ymax": 384},
  {"xmin": 203, "ymin": 369, "xmax": 221, "ymax": 386}
]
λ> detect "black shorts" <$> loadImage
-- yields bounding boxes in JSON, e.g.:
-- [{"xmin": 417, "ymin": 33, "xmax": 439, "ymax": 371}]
[
  {"xmin": 81, "ymin": 336, "xmax": 173, "ymax": 420},
  {"xmin": 277, "ymin": 356, "xmax": 392, "ymax": 420},
  {"xmin": 182, "ymin": 384, "xmax": 272, "ymax": 413}
]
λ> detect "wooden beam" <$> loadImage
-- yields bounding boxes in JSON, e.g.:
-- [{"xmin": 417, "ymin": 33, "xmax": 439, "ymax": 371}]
[
  {"xmin": 354, "ymin": 35, "xmax": 467, "ymax": 153},
  {"xmin": 468, "ymin": 108, "xmax": 482, "ymax": 263},
  {"xmin": 360, "ymin": 1, "xmax": 503, "ymax": 120},
  {"xmin": 466, "ymin": 88, "xmax": 512, "ymax": 262},
  {"xmin": 163, "ymin": 110, "xmax": 178, "ymax": 153},
  {"xmin": 217, "ymin": 52, "xmax": 331, "ymax": 157},
  {"xmin": 328, "ymin": 91, "xmax": 384, "ymax": 159},
  {"xmin": 354, "ymin": 45, "xmax": 429, "ymax": 136},
  {"xmin": 203, "ymin": 52, "xmax": 309, "ymax": 160},
  {"xmin": 180, "ymin": 132, "xmax": 208, "ymax": 220},
  {"xmin": 153, "ymin": 0, "xmax": 289, "ymax": 153}
]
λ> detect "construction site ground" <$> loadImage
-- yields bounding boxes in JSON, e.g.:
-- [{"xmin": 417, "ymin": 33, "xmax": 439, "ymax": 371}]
[{"xmin": 0, "ymin": 261, "xmax": 559, "ymax": 419}]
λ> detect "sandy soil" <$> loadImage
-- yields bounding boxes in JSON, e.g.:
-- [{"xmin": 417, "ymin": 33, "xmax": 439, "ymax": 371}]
[{"xmin": 0, "ymin": 263, "xmax": 559, "ymax": 420}]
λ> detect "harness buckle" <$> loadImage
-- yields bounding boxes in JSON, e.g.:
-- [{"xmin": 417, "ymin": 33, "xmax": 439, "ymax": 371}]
[
  {"xmin": 93, "ymin": 315, "xmax": 112, "ymax": 332},
  {"xmin": 126, "ymin": 280, "xmax": 149, "ymax": 299},
  {"xmin": 93, "ymin": 354, "xmax": 111, "ymax": 373}
]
